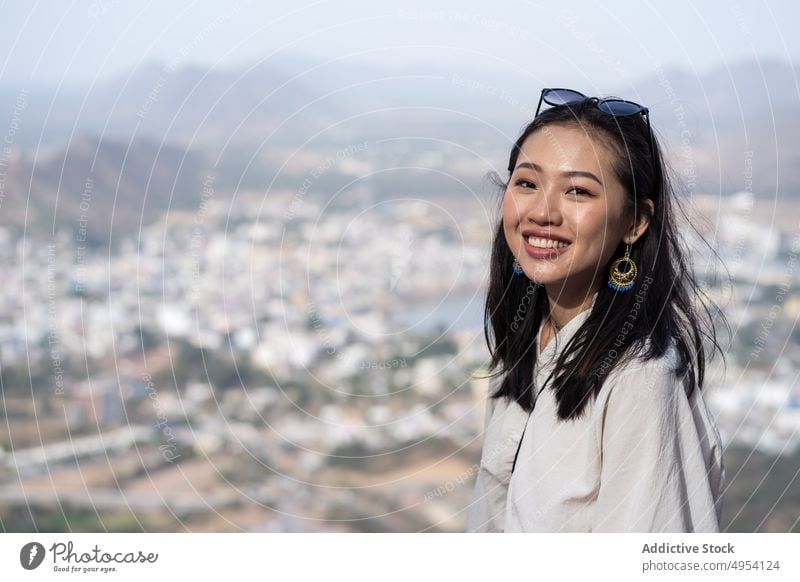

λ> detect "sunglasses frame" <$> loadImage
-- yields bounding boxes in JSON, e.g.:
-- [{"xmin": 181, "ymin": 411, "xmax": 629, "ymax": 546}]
[{"xmin": 534, "ymin": 87, "xmax": 656, "ymax": 176}]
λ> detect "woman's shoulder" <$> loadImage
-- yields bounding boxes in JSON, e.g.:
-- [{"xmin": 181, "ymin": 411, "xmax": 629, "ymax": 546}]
[
  {"xmin": 613, "ymin": 335, "xmax": 682, "ymax": 373},
  {"xmin": 597, "ymin": 339, "xmax": 687, "ymax": 408}
]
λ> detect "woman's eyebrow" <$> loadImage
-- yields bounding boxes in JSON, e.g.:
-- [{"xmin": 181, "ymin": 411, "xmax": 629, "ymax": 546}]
[{"xmin": 515, "ymin": 161, "xmax": 604, "ymax": 187}]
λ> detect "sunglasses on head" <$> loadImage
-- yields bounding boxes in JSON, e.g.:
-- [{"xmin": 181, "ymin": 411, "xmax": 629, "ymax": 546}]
[{"xmin": 535, "ymin": 88, "xmax": 656, "ymax": 170}]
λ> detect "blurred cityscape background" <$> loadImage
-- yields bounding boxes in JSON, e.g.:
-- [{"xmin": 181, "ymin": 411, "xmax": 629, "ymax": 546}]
[{"xmin": 0, "ymin": 1, "xmax": 798, "ymax": 532}]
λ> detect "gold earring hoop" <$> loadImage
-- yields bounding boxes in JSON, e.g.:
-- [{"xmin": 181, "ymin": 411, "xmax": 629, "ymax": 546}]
[{"xmin": 607, "ymin": 242, "xmax": 637, "ymax": 291}]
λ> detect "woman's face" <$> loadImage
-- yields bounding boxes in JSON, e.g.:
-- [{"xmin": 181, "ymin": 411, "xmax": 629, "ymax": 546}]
[{"xmin": 503, "ymin": 123, "xmax": 647, "ymax": 296}]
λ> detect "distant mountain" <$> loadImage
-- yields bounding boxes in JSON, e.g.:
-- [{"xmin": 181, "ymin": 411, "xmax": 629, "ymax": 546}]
[
  {"xmin": 625, "ymin": 59, "xmax": 800, "ymax": 197},
  {"xmin": 629, "ymin": 59, "xmax": 800, "ymax": 123},
  {"xmin": 0, "ymin": 56, "xmax": 333, "ymax": 149},
  {"xmin": 1, "ymin": 55, "xmax": 799, "ymax": 241},
  {"xmin": 2, "ymin": 135, "xmax": 207, "ymax": 246},
  {"xmin": 89, "ymin": 59, "xmax": 329, "ymax": 147}
]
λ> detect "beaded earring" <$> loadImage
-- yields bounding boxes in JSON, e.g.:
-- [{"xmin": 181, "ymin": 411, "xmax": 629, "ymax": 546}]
[
  {"xmin": 512, "ymin": 257, "xmax": 524, "ymax": 275},
  {"xmin": 607, "ymin": 241, "xmax": 638, "ymax": 291}
]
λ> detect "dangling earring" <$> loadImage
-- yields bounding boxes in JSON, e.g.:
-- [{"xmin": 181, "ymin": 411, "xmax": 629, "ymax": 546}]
[
  {"xmin": 607, "ymin": 241, "xmax": 638, "ymax": 291},
  {"xmin": 512, "ymin": 257, "xmax": 524, "ymax": 275}
]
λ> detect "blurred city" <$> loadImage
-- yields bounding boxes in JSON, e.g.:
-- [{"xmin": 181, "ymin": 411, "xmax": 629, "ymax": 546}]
[{"xmin": 1, "ymin": 2, "xmax": 799, "ymax": 533}]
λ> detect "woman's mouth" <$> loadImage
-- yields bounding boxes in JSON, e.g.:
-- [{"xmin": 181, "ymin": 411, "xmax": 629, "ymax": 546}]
[{"xmin": 523, "ymin": 236, "xmax": 572, "ymax": 259}]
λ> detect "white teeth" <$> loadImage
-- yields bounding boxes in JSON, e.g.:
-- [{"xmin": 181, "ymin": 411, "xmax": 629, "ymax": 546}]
[{"xmin": 527, "ymin": 236, "xmax": 570, "ymax": 249}]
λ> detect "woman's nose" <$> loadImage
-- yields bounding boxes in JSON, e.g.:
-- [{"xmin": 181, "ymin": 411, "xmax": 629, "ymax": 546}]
[{"xmin": 525, "ymin": 186, "xmax": 562, "ymax": 225}]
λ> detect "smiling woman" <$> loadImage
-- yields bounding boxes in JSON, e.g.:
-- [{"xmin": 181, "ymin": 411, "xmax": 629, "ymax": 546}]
[
  {"xmin": 504, "ymin": 126, "xmax": 651, "ymax": 298},
  {"xmin": 466, "ymin": 89, "xmax": 728, "ymax": 532}
]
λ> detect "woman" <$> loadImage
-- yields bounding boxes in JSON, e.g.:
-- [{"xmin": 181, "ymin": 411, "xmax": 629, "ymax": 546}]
[{"xmin": 466, "ymin": 88, "xmax": 726, "ymax": 532}]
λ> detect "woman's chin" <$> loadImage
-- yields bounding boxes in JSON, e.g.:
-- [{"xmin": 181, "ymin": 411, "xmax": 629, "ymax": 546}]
[{"xmin": 523, "ymin": 267, "xmax": 569, "ymax": 287}]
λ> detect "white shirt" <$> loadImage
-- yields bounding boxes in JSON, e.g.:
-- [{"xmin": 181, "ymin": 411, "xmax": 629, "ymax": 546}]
[{"xmin": 465, "ymin": 293, "xmax": 725, "ymax": 532}]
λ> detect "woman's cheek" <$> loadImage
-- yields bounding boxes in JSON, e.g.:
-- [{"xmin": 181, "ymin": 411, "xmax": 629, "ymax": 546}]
[
  {"xmin": 503, "ymin": 190, "xmax": 523, "ymax": 223},
  {"xmin": 571, "ymin": 207, "xmax": 600, "ymax": 239}
]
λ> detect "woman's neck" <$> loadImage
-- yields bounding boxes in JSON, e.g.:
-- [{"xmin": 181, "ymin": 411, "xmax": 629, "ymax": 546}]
[{"xmin": 544, "ymin": 286, "xmax": 599, "ymax": 330}]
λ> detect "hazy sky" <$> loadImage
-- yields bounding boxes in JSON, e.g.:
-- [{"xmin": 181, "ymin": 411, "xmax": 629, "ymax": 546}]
[{"xmin": 1, "ymin": 0, "xmax": 798, "ymax": 88}]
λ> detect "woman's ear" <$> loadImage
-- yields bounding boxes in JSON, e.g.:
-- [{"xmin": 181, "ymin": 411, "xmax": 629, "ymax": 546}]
[{"xmin": 625, "ymin": 198, "xmax": 654, "ymax": 244}]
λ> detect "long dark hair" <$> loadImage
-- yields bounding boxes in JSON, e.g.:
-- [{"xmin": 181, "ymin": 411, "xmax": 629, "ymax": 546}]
[{"xmin": 483, "ymin": 99, "xmax": 728, "ymax": 420}]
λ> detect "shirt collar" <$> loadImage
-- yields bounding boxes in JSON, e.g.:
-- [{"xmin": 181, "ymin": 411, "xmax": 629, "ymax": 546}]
[{"xmin": 536, "ymin": 289, "xmax": 599, "ymax": 360}]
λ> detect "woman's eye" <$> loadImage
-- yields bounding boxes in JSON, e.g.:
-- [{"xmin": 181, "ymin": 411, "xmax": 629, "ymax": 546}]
[
  {"xmin": 515, "ymin": 179, "xmax": 536, "ymax": 189},
  {"xmin": 567, "ymin": 187, "xmax": 592, "ymax": 196}
]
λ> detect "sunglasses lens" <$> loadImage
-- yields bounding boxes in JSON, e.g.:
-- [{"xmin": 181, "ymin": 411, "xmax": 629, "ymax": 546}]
[
  {"xmin": 598, "ymin": 100, "xmax": 643, "ymax": 115},
  {"xmin": 544, "ymin": 89, "xmax": 586, "ymax": 106}
]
